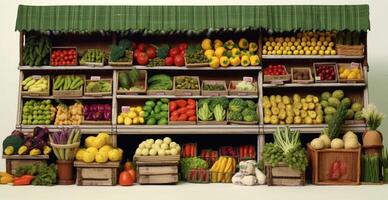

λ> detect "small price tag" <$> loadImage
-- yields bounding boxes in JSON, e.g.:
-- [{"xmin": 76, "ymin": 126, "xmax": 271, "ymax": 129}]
[
  {"xmin": 351, "ymin": 62, "xmax": 360, "ymax": 69},
  {"xmin": 90, "ymin": 76, "xmax": 101, "ymax": 81},
  {"xmin": 315, "ymin": 76, "xmax": 321, "ymax": 81},
  {"xmin": 32, "ymin": 75, "xmax": 42, "ymax": 80},
  {"xmin": 243, "ymin": 77, "xmax": 253, "ymax": 82},
  {"xmin": 121, "ymin": 106, "xmax": 130, "ymax": 113}
]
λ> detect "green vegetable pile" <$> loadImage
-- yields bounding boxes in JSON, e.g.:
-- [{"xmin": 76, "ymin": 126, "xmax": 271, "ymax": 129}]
[
  {"xmin": 180, "ymin": 157, "xmax": 208, "ymax": 180},
  {"xmin": 15, "ymin": 163, "xmax": 57, "ymax": 185},
  {"xmin": 228, "ymin": 98, "xmax": 257, "ymax": 122},
  {"xmin": 53, "ymin": 75, "xmax": 84, "ymax": 91},
  {"xmin": 203, "ymin": 83, "xmax": 225, "ymax": 91},
  {"xmin": 110, "ymin": 39, "xmax": 132, "ymax": 62},
  {"xmin": 22, "ymin": 100, "xmax": 56, "ymax": 125},
  {"xmin": 147, "ymin": 74, "xmax": 173, "ymax": 90},
  {"xmin": 147, "ymin": 58, "xmax": 166, "ymax": 67},
  {"xmin": 186, "ymin": 49, "xmax": 208, "ymax": 64},
  {"xmin": 23, "ymin": 35, "xmax": 51, "ymax": 66},
  {"xmin": 382, "ymin": 148, "xmax": 388, "ymax": 182},
  {"xmin": 263, "ymin": 126, "xmax": 308, "ymax": 171},
  {"xmin": 198, "ymin": 97, "xmax": 229, "ymax": 121},
  {"xmin": 80, "ymin": 49, "xmax": 105, "ymax": 64},
  {"xmin": 118, "ymin": 69, "xmax": 145, "ymax": 91},
  {"xmin": 86, "ymin": 80, "xmax": 112, "ymax": 93},
  {"xmin": 143, "ymin": 99, "xmax": 169, "ymax": 125},
  {"xmin": 175, "ymin": 76, "xmax": 199, "ymax": 90},
  {"xmin": 362, "ymin": 154, "xmax": 380, "ymax": 183}
]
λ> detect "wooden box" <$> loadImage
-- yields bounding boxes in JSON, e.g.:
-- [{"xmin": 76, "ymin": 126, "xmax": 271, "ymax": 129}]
[
  {"xmin": 117, "ymin": 70, "xmax": 147, "ymax": 95},
  {"xmin": 313, "ymin": 63, "xmax": 338, "ymax": 83},
  {"xmin": 291, "ymin": 67, "xmax": 314, "ymax": 84},
  {"xmin": 74, "ymin": 161, "xmax": 119, "ymax": 186},
  {"xmin": 21, "ymin": 75, "xmax": 50, "ymax": 97},
  {"xmin": 52, "ymin": 75, "xmax": 85, "ymax": 97},
  {"xmin": 108, "ymin": 51, "xmax": 133, "ymax": 66},
  {"xmin": 173, "ymin": 76, "xmax": 200, "ymax": 96},
  {"xmin": 336, "ymin": 44, "xmax": 365, "ymax": 56},
  {"xmin": 228, "ymin": 81, "xmax": 258, "ymax": 96},
  {"xmin": 228, "ymin": 104, "xmax": 259, "ymax": 125},
  {"xmin": 135, "ymin": 155, "xmax": 179, "ymax": 185},
  {"xmin": 79, "ymin": 49, "xmax": 105, "ymax": 67},
  {"xmin": 307, "ymin": 144, "xmax": 361, "ymax": 185},
  {"xmin": 263, "ymin": 65, "xmax": 291, "ymax": 83},
  {"xmin": 266, "ymin": 162, "xmax": 305, "ymax": 186},
  {"xmin": 2, "ymin": 155, "xmax": 49, "ymax": 175},
  {"xmin": 50, "ymin": 47, "xmax": 78, "ymax": 66},
  {"xmin": 84, "ymin": 79, "xmax": 113, "ymax": 96},
  {"xmin": 201, "ymin": 80, "xmax": 228, "ymax": 96},
  {"xmin": 337, "ymin": 63, "xmax": 365, "ymax": 83},
  {"xmin": 169, "ymin": 101, "xmax": 197, "ymax": 125},
  {"xmin": 146, "ymin": 89, "xmax": 175, "ymax": 95}
]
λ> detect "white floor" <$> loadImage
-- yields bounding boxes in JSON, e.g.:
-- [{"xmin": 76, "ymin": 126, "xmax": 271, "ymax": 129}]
[{"xmin": 1, "ymin": 183, "xmax": 387, "ymax": 200}]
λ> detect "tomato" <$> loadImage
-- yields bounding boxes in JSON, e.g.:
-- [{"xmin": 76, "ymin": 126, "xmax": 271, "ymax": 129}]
[
  {"xmin": 171, "ymin": 111, "xmax": 179, "ymax": 117},
  {"xmin": 178, "ymin": 114, "xmax": 188, "ymax": 121},
  {"xmin": 137, "ymin": 43, "xmax": 147, "ymax": 51},
  {"xmin": 134, "ymin": 49, "xmax": 142, "ymax": 58},
  {"xmin": 175, "ymin": 99, "xmax": 187, "ymax": 108},
  {"xmin": 169, "ymin": 101, "xmax": 177, "ymax": 112},
  {"xmin": 179, "ymin": 50, "xmax": 186, "ymax": 56},
  {"xmin": 136, "ymin": 52, "xmax": 149, "ymax": 65},
  {"xmin": 186, "ymin": 109, "xmax": 196, "ymax": 117},
  {"xmin": 187, "ymin": 99, "xmax": 196, "ymax": 106},
  {"xmin": 174, "ymin": 55, "xmax": 185, "ymax": 66},
  {"xmin": 119, "ymin": 171, "xmax": 134, "ymax": 186},
  {"xmin": 146, "ymin": 46, "xmax": 157, "ymax": 59},
  {"xmin": 169, "ymin": 47, "xmax": 179, "ymax": 57},
  {"xmin": 186, "ymin": 104, "xmax": 195, "ymax": 109},
  {"xmin": 178, "ymin": 43, "xmax": 188, "ymax": 51},
  {"xmin": 170, "ymin": 115, "xmax": 179, "ymax": 121},
  {"xmin": 188, "ymin": 116, "xmax": 197, "ymax": 121},
  {"xmin": 124, "ymin": 161, "xmax": 134, "ymax": 171},
  {"xmin": 165, "ymin": 57, "xmax": 174, "ymax": 66},
  {"xmin": 177, "ymin": 107, "xmax": 188, "ymax": 114}
]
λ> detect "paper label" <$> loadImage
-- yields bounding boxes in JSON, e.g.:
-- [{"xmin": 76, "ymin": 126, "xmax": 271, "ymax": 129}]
[
  {"xmin": 315, "ymin": 76, "xmax": 321, "ymax": 81},
  {"xmin": 121, "ymin": 106, "xmax": 130, "ymax": 113},
  {"xmin": 90, "ymin": 76, "xmax": 101, "ymax": 81},
  {"xmin": 32, "ymin": 75, "xmax": 42, "ymax": 80},
  {"xmin": 243, "ymin": 77, "xmax": 253, "ymax": 82}
]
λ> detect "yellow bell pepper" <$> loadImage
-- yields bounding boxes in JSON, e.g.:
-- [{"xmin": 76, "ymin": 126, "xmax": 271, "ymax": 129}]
[
  {"xmin": 214, "ymin": 39, "xmax": 223, "ymax": 49},
  {"xmin": 238, "ymin": 38, "xmax": 249, "ymax": 49},
  {"xmin": 231, "ymin": 48, "xmax": 241, "ymax": 57},
  {"xmin": 18, "ymin": 145, "xmax": 28, "ymax": 155},
  {"xmin": 229, "ymin": 56, "xmax": 241, "ymax": 66},
  {"xmin": 209, "ymin": 56, "xmax": 220, "ymax": 69},
  {"xmin": 225, "ymin": 50, "xmax": 233, "ymax": 58},
  {"xmin": 249, "ymin": 42, "xmax": 258, "ymax": 52},
  {"xmin": 249, "ymin": 55, "xmax": 260, "ymax": 66},
  {"xmin": 201, "ymin": 38, "xmax": 212, "ymax": 50},
  {"xmin": 4, "ymin": 146, "xmax": 14, "ymax": 155},
  {"xmin": 204, "ymin": 49, "xmax": 215, "ymax": 59},
  {"xmin": 224, "ymin": 40, "xmax": 235, "ymax": 50},
  {"xmin": 214, "ymin": 47, "xmax": 226, "ymax": 58},
  {"xmin": 220, "ymin": 56, "xmax": 230, "ymax": 67},
  {"xmin": 43, "ymin": 145, "xmax": 52, "ymax": 155},
  {"xmin": 29, "ymin": 148, "xmax": 41, "ymax": 156},
  {"xmin": 241, "ymin": 55, "xmax": 250, "ymax": 67},
  {"xmin": 240, "ymin": 50, "xmax": 250, "ymax": 57}
]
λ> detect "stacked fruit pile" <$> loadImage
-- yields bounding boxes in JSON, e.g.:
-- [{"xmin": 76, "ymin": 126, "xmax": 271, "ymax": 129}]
[
  {"xmin": 320, "ymin": 90, "xmax": 363, "ymax": 122},
  {"xmin": 79, "ymin": 49, "xmax": 105, "ymax": 64},
  {"xmin": 262, "ymin": 31, "xmax": 336, "ymax": 56},
  {"xmin": 134, "ymin": 137, "xmax": 181, "ymax": 156},
  {"xmin": 201, "ymin": 38, "xmax": 260, "ymax": 68},
  {"xmin": 51, "ymin": 48, "xmax": 78, "ymax": 66},
  {"xmin": 53, "ymin": 75, "xmax": 84, "ymax": 91},
  {"xmin": 22, "ymin": 76, "xmax": 49, "ymax": 93},
  {"xmin": 209, "ymin": 156, "xmax": 237, "ymax": 183},
  {"xmin": 54, "ymin": 101, "xmax": 84, "ymax": 125},
  {"xmin": 117, "ymin": 105, "xmax": 145, "ymax": 125},
  {"xmin": 22, "ymin": 100, "xmax": 56, "ymax": 125}
]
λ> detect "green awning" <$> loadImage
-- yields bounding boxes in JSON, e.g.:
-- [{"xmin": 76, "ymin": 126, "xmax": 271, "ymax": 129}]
[{"xmin": 15, "ymin": 5, "xmax": 370, "ymax": 33}]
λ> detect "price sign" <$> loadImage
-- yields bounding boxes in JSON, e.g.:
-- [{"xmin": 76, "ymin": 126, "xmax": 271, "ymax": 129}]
[
  {"xmin": 121, "ymin": 106, "xmax": 130, "ymax": 113},
  {"xmin": 243, "ymin": 76, "xmax": 253, "ymax": 82},
  {"xmin": 90, "ymin": 76, "xmax": 101, "ymax": 81},
  {"xmin": 32, "ymin": 75, "xmax": 42, "ymax": 80}
]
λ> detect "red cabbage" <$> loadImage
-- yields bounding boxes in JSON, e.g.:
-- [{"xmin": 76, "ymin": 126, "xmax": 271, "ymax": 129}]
[
  {"xmin": 84, "ymin": 104, "xmax": 90, "ymax": 113},
  {"xmin": 104, "ymin": 111, "xmax": 111, "ymax": 120},
  {"xmin": 97, "ymin": 104, "xmax": 105, "ymax": 112},
  {"xmin": 104, "ymin": 104, "xmax": 111, "ymax": 111}
]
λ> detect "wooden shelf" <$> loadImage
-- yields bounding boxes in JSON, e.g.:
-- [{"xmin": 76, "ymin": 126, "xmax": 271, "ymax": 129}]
[
  {"xmin": 116, "ymin": 95, "xmax": 258, "ymax": 99},
  {"xmin": 2, "ymin": 155, "xmax": 49, "ymax": 160},
  {"xmin": 18, "ymin": 65, "xmax": 262, "ymax": 71},
  {"xmin": 21, "ymin": 95, "xmax": 113, "ymax": 99},
  {"xmin": 262, "ymin": 124, "xmax": 367, "ymax": 134},
  {"xmin": 20, "ymin": 125, "xmax": 114, "ymax": 133},
  {"xmin": 116, "ymin": 125, "xmax": 259, "ymax": 134},
  {"xmin": 262, "ymin": 55, "xmax": 364, "ymax": 60},
  {"xmin": 263, "ymin": 82, "xmax": 366, "ymax": 88}
]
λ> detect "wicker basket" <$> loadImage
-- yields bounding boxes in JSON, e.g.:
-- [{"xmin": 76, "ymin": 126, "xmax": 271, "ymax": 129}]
[
  {"xmin": 336, "ymin": 44, "xmax": 365, "ymax": 56},
  {"xmin": 50, "ymin": 142, "xmax": 80, "ymax": 161}
]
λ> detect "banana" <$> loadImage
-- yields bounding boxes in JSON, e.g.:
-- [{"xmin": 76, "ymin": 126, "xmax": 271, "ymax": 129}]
[
  {"xmin": 22, "ymin": 76, "xmax": 33, "ymax": 85},
  {"xmin": 218, "ymin": 156, "xmax": 228, "ymax": 172},
  {"xmin": 224, "ymin": 157, "xmax": 233, "ymax": 173},
  {"xmin": 210, "ymin": 159, "xmax": 219, "ymax": 172},
  {"xmin": 23, "ymin": 79, "xmax": 36, "ymax": 90},
  {"xmin": 231, "ymin": 157, "xmax": 236, "ymax": 173}
]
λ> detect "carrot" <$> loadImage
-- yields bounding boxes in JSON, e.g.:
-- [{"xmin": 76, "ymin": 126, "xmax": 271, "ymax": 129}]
[
  {"xmin": 178, "ymin": 114, "xmax": 188, "ymax": 121},
  {"xmin": 190, "ymin": 144, "xmax": 196, "ymax": 157},
  {"xmin": 186, "ymin": 109, "xmax": 196, "ymax": 117}
]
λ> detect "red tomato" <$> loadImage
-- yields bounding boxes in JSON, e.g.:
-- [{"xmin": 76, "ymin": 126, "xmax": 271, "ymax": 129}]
[
  {"xmin": 174, "ymin": 55, "xmax": 185, "ymax": 66},
  {"xmin": 178, "ymin": 114, "xmax": 188, "ymax": 121},
  {"xmin": 124, "ymin": 161, "xmax": 134, "ymax": 171},
  {"xmin": 175, "ymin": 99, "xmax": 187, "ymax": 108},
  {"xmin": 188, "ymin": 116, "xmax": 196, "ymax": 121},
  {"xmin": 136, "ymin": 52, "xmax": 149, "ymax": 65},
  {"xmin": 178, "ymin": 43, "xmax": 188, "ymax": 51},
  {"xmin": 171, "ymin": 111, "xmax": 179, "ymax": 117},
  {"xmin": 186, "ymin": 104, "xmax": 195, "ymax": 109},
  {"xmin": 169, "ymin": 101, "xmax": 177, "ymax": 112},
  {"xmin": 170, "ymin": 115, "xmax": 179, "ymax": 121},
  {"xmin": 169, "ymin": 47, "xmax": 179, "ymax": 57},
  {"xmin": 119, "ymin": 171, "xmax": 134, "ymax": 186},
  {"xmin": 179, "ymin": 50, "xmax": 186, "ymax": 56},
  {"xmin": 134, "ymin": 49, "xmax": 142, "ymax": 58},
  {"xmin": 165, "ymin": 57, "xmax": 174, "ymax": 66},
  {"xmin": 146, "ymin": 46, "xmax": 157, "ymax": 59},
  {"xmin": 187, "ymin": 99, "xmax": 196, "ymax": 106},
  {"xmin": 177, "ymin": 107, "xmax": 188, "ymax": 114},
  {"xmin": 186, "ymin": 109, "xmax": 196, "ymax": 117},
  {"xmin": 137, "ymin": 43, "xmax": 147, "ymax": 51}
]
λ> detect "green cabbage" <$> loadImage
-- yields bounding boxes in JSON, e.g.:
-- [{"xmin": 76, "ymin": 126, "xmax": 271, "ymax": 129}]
[
  {"xmin": 228, "ymin": 111, "xmax": 243, "ymax": 121},
  {"xmin": 228, "ymin": 98, "xmax": 247, "ymax": 112}
]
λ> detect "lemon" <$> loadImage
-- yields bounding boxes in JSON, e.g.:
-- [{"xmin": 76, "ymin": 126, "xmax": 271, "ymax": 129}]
[
  {"xmin": 124, "ymin": 117, "xmax": 132, "ymax": 125},
  {"xmin": 139, "ymin": 117, "xmax": 145, "ymax": 124},
  {"xmin": 95, "ymin": 151, "xmax": 108, "ymax": 163},
  {"xmin": 99, "ymin": 145, "xmax": 113, "ymax": 153},
  {"xmin": 92, "ymin": 137, "xmax": 106, "ymax": 149},
  {"xmin": 75, "ymin": 149, "xmax": 86, "ymax": 161},
  {"xmin": 135, "ymin": 106, "xmax": 143, "ymax": 113},
  {"xmin": 97, "ymin": 132, "xmax": 110, "ymax": 145},
  {"xmin": 127, "ymin": 111, "xmax": 137, "ymax": 119},
  {"xmin": 330, "ymin": 50, "xmax": 337, "ymax": 55},
  {"xmin": 86, "ymin": 147, "xmax": 98, "ymax": 156},
  {"xmin": 138, "ymin": 111, "xmax": 145, "ymax": 117},
  {"xmin": 117, "ymin": 115, "xmax": 124, "ymax": 124},
  {"xmin": 132, "ymin": 117, "xmax": 140, "ymax": 125},
  {"xmin": 85, "ymin": 136, "xmax": 96, "ymax": 148},
  {"xmin": 82, "ymin": 151, "xmax": 94, "ymax": 163},
  {"xmin": 129, "ymin": 107, "xmax": 136, "ymax": 112},
  {"xmin": 108, "ymin": 149, "xmax": 122, "ymax": 162},
  {"xmin": 348, "ymin": 72, "xmax": 357, "ymax": 79}
]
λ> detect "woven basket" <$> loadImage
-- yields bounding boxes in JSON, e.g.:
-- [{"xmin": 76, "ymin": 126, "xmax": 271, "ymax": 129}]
[
  {"xmin": 336, "ymin": 44, "xmax": 364, "ymax": 56},
  {"xmin": 50, "ymin": 142, "xmax": 80, "ymax": 161}
]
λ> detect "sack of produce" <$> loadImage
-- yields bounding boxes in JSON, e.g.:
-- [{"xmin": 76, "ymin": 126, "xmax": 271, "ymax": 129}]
[{"xmin": 239, "ymin": 160, "xmax": 256, "ymax": 175}]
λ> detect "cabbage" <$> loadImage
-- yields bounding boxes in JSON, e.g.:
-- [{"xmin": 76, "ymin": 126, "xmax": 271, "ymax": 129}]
[
  {"xmin": 242, "ymin": 108, "xmax": 257, "ymax": 122},
  {"xmin": 236, "ymin": 81, "xmax": 256, "ymax": 91},
  {"xmin": 321, "ymin": 92, "xmax": 331, "ymax": 101},
  {"xmin": 228, "ymin": 111, "xmax": 243, "ymax": 121},
  {"xmin": 229, "ymin": 98, "xmax": 247, "ymax": 112},
  {"xmin": 246, "ymin": 100, "xmax": 257, "ymax": 110}
]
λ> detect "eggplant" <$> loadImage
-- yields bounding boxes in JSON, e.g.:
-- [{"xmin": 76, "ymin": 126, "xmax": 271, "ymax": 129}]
[
  {"xmin": 90, "ymin": 104, "xmax": 98, "ymax": 112},
  {"xmin": 97, "ymin": 104, "xmax": 105, "ymax": 112},
  {"xmin": 104, "ymin": 111, "xmax": 111, "ymax": 120},
  {"xmin": 93, "ymin": 112, "xmax": 102, "ymax": 120},
  {"xmin": 104, "ymin": 104, "xmax": 112, "ymax": 111},
  {"xmin": 84, "ymin": 104, "xmax": 90, "ymax": 113},
  {"xmin": 86, "ymin": 112, "xmax": 94, "ymax": 120}
]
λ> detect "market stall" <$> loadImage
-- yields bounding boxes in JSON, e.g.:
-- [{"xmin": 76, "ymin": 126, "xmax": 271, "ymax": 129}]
[{"xmin": 1, "ymin": 4, "xmax": 386, "ymax": 186}]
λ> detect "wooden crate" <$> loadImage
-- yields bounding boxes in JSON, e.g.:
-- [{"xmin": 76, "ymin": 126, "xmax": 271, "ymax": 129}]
[
  {"xmin": 117, "ymin": 70, "xmax": 147, "ymax": 95},
  {"xmin": 108, "ymin": 51, "xmax": 133, "ymax": 66},
  {"xmin": 147, "ymin": 89, "xmax": 175, "ymax": 95},
  {"xmin": 52, "ymin": 75, "xmax": 85, "ymax": 97},
  {"xmin": 84, "ymin": 79, "xmax": 113, "ymax": 96},
  {"xmin": 336, "ymin": 44, "xmax": 364, "ymax": 56},
  {"xmin": 50, "ymin": 47, "xmax": 78, "ymax": 66},
  {"xmin": 291, "ymin": 67, "xmax": 314, "ymax": 84},
  {"xmin": 74, "ymin": 161, "xmax": 119, "ymax": 186},
  {"xmin": 265, "ymin": 163, "xmax": 305, "ymax": 186},
  {"xmin": 227, "ymin": 104, "xmax": 259, "ymax": 125},
  {"xmin": 201, "ymin": 80, "xmax": 228, "ymax": 96},
  {"xmin": 313, "ymin": 63, "xmax": 338, "ymax": 83},
  {"xmin": 263, "ymin": 65, "xmax": 291, "ymax": 84},
  {"xmin": 21, "ymin": 75, "xmax": 50, "ymax": 96},
  {"xmin": 337, "ymin": 63, "xmax": 365, "ymax": 83},
  {"xmin": 307, "ymin": 144, "xmax": 361, "ymax": 185},
  {"xmin": 228, "ymin": 81, "xmax": 258, "ymax": 96},
  {"xmin": 173, "ymin": 76, "xmax": 200, "ymax": 96},
  {"xmin": 2, "ymin": 155, "xmax": 49, "ymax": 175},
  {"xmin": 135, "ymin": 155, "xmax": 179, "ymax": 185}
]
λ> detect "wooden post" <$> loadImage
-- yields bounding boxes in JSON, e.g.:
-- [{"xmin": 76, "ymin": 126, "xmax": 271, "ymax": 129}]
[{"xmin": 19, "ymin": 32, "xmax": 24, "ymax": 66}]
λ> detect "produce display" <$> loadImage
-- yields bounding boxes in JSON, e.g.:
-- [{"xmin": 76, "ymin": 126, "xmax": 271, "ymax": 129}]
[
  {"xmin": 262, "ymin": 94, "xmax": 323, "ymax": 125},
  {"xmin": 292, "ymin": 68, "xmax": 311, "ymax": 81},
  {"xmin": 239, "ymin": 145, "xmax": 256, "ymax": 160},
  {"xmin": 23, "ymin": 35, "xmax": 51, "ymax": 66},
  {"xmin": 263, "ymin": 31, "xmax": 337, "ymax": 55},
  {"xmin": 53, "ymin": 75, "xmax": 84, "ymax": 91},
  {"xmin": 50, "ymin": 48, "xmax": 78, "ymax": 66},
  {"xmin": 209, "ymin": 156, "xmax": 236, "ymax": 183},
  {"xmin": 339, "ymin": 64, "xmax": 363, "ymax": 80},
  {"xmin": 14, "ymin": 163, "xmax": 57, "ymax": 185},
  {"xmin": 85, "ymin": 80, "xmax": 112, "ymax": 93},
  {"xmin": 83, "ymin": 104, "xmax": 111, "ymax": 122},
  {"xmin": 76, "ymin": 133, "xmax": 122, "ymax": 163},
  {"xmin": 228, "ymin": 98, "xmax": 257, "ymax": 122},
  {"xmin": 22, "ymin": 75, "xmax": 49, "ymax": 93},
  {"xmin": 200, "ymin": 149, "xmax": 218, "ymax": 166},
  {"xmin": 232, "ymin": 160, "xmax": 266, "ymax": 186},
  {"xmin": 50, "ymin": 128, "xmax": 81, "ymax": 160},
  {"xmin": 198, "ymin": 97, "xmax": 228, "ymax": 122},
  {"xmin": 235, "ymin": 80, "xmax": 257, "ymax": 92},
  {"xmin": 109, "ymin": 39, "xmax": 133, "ymax": 63},
  {"xmin": 336, "ymin": 30, "xmax": 362, "ymax": 45},
  {"xmin": 263, "ymin": 64, "xmax": 288, "ymax": 76},
  {"xmin": 182, "ymin": 143, "xmax": 196, "ymax": 157},
  {"xmin": 54, "ymin": 101, "xmax": 84, "ymax": 125},
  {"xmin": 118, "ymin": 69, "xmax": 145, "ymax": 92},
  {"xmin": 175, "ymin": 76, "xmax": 199, "ymax": 90},
  {"xmin": 203, "ymin": 82, "xmax": 226, "ymax": 91},
  {"xmin": 147, "ymin": 74, "xmax": 173, "ymax": 91},
  {"xmin": 315, "ymin": 64, "xmax": 337, "ymax": 81},
  {"xmin": 166, "ymin": 43, "xmax": 187, "ymax": 66},
  {"xmin": 134, "ymin": 137, "xmax": 181, "ymax": 156},
  {"xmin": 3, "ymin": 128, "xmax": 51, "ymax": 156},
  {"xmin": 181, "ymin": 157, "xmax": 208, "ymax": 181},
  {"xmin": 263, "ymin": 126, "xmax": 308, "ymax": 171},
  {"xmin": 22, "ymin": 100, "xmax": 56, "ymax": 125},
  {"xmin": 117, "ymin": 105, "xmax": 145, "ymax": 125},
  {"xmin": 79, "ymin": 49, "xmax": 105, "ymax": 64},
  {"xmin": 169, "ymin": 99, "xmax": 196, "ymax": 122},
  {"xmin": 201, "ymin": 38, "xmax": 260, "ymax": 68},
  {"xmin": 185, "ymin": 48, "xmax": 208, "ymax": 64}
]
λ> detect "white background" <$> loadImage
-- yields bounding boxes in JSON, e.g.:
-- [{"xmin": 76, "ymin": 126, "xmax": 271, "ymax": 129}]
[{"xmin": 1, "ymin": 0, "xmax": 388, "ymax": 199}]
